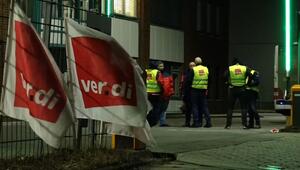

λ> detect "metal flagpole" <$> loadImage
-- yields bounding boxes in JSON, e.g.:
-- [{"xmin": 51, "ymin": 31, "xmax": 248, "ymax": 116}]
[
  {"xmin": 0, "ymin": 0, "xmax": 15, "ymax": 136},
  {"xmin": 64, "ymin": 17, "xmax": 79, "ymax": 150}
]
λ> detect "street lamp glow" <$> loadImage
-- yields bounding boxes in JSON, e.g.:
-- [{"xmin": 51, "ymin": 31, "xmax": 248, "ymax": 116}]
[
  {"xmin": 106, "ymin": 0, "xmax": 112, "ymax": 16},
  {"xmin": 285, "ymin": 0, "xmax": 291, "ymax": 75}
]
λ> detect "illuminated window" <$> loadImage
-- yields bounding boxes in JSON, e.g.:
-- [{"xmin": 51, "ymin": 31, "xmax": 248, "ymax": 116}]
[
  {"xmin": 114, "ymin": 0, "xmax": 123, "ymax": 14},
  {"xmin": 124, "ymin": 0, "xmax": 136, "ymax": 17},
  {"xmin": 113, "ymin": 0, "xmax": 137, "ymax": 18},
  {"xmin": 101, "ymin": 0, "xmax": 137, "ymax": 18}
]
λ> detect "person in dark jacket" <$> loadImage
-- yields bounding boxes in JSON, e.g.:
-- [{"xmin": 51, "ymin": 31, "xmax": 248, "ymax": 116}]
[
  {"xmin": 180, "ymin": 61, "xmax": 195, "ymax": 127},
  {"xmin": 246, "ymin": 69, "xmax": 261, "ymax": 128}
]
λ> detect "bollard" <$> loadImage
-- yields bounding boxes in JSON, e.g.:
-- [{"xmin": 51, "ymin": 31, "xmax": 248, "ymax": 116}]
[
  {"xmin": 291, "ymin": 85, "xmax": 300, "ymax": 128},
  {"xmin": 112, "ymin": 134, "xmax": 145, "ymax": 150}
]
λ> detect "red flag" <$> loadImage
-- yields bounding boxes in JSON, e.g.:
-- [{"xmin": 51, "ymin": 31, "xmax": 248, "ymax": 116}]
[
  {"xmin": 65, "ymin": 18, "xmax": 148, "ymax": 127},
  {"xmin": 71, "ymin": 37, "xmax": 137, "ymax": 107},
  {"xmin": 1, "ymin": 3, "xmax": 74, "ymax": 148},
  {"xmin": 14, "ymin": 21, "xmax": 67, "ymax": 123}
]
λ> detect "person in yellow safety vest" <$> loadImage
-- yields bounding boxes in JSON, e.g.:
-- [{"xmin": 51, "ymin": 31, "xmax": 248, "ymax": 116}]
[
  {"xmin": 224, "ymin": 57, "xmax": 251, "ymax": 129},
  {"xmin": 246, "ymin": 69, "xmax": 261, "ymax": 128},
  {"xmin": 186, "ymin": 57, "xmax": 212, "ymax": 128},
  {"xmin": 146, "ymin": 61, "xmax": 164, "ymax": 127}
]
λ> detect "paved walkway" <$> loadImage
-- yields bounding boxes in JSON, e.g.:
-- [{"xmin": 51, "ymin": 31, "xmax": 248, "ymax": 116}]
[{"xmin": 144, "ymin": 113, "xmax": 300, "ymax": 170}]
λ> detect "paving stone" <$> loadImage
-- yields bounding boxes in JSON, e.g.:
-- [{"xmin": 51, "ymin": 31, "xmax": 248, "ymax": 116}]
[{"xmin": 148, "ymin": 113, "xmax": 300, "ymax": 169}]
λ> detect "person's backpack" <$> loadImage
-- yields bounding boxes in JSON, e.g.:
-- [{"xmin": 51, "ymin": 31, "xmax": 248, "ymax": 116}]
[
  {"xmin": 159, "ymin": 75, "xmax": 175, "ymax": 98},
  {"xmin": 249, "ymin": 70, "xmax": 260, "ymax": 86}
]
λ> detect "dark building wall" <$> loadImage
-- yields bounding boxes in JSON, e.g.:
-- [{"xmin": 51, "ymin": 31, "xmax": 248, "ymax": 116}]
[
  {"xmin": 150, "ymin": 0, "xmax": 183, "ymax": 29},
  {"xmin": 229, "ymin": 0, "xmax": 283, "ymax": 44},
  {"xmin": 183, "ymin": 0, "xmax": 229, "ymax": 114},
  {"xmin": 229, "ymin": 0, "xmax": 292, "ymax": 108},
  {"xmin": 149, "ymin": 0, "xmax": 229, "ymax": 113},
  {"xmin": 0, "ymin": 0, "xmax": 230, "ymax": 114}
]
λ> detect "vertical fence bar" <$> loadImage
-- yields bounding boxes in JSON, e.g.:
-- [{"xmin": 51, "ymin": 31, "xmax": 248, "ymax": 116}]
[
  {"xmin": 75, "ymin": 0, "xmax": 80, "ymax": 21},
  {"xmin": 23, "ymin": 122, "xmax": 27, "ymax": 156},
  {"xmin": 32, "ymin": 124, "xmax": 36, "ymax": 158},
  {"xmin": 0, "ymin": 116, "xmax": 2, "ymax": 158},
  {"xmin": 6, "ymin": 118, "xmax": 8, "ymax": 159},
  {"xmin": 15, "ymin": 120, "xmax": 17, "ymax": 158},
  {"xmin": 0, "ymin": 116, "xmax": 3, "ymax": 140},
  {"xmin": 91, "ymin": 120, "xmax": 95, "ymax": 147},
  {"xmin": 32, "ymin": 0, "xmax": 41, "ymax": 32},
  {"xmin": 76, "ymin": 120, "xmax": 82, "ymax": 150},
  {"xmin": 43, "ymin": 0, "xmax": 52, "ymax": 47}
]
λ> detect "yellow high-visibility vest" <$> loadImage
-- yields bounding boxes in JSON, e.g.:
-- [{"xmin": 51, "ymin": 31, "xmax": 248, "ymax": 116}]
[
  {"xmin": 146, "ymin": 69, "xmax": 161, "ymax": 93},
  {"xmin": 192, "ymin": 65, "xmax": 209, "ymax": 89},
  {"xmin": 229, "ymin": 64, "xmax": 247, "ymax": 87}
]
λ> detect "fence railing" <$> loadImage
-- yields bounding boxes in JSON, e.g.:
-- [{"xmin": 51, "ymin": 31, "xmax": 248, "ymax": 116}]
[
  {"xmin": 0, "ymin": 0, "xmax": 112, "ymax": 160},
  {"xmin": 0, "ymin": 115, "xmax": 111, "ymax": 159}
]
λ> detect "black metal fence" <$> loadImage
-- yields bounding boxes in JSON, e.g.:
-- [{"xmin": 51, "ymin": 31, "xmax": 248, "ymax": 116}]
[{"xmin": 0, "ymin": 0, "xmax": 111, "ymax": 160}]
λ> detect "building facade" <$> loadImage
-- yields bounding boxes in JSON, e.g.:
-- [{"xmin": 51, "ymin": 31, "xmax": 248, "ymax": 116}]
[
  {"xmin": 229, "ymin": 0, "xmax": 300, "ymax": 109},
  {"xmin": 0, "ymin": 0, "xmax": 229, "ymax": 114}
]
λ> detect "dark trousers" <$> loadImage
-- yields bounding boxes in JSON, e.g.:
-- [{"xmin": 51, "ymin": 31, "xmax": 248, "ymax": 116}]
[
  {"xmin": 191, "ymin": 89, "xmax": 211, "ymax": 126},
  {"xmin": 226, "ymin": 87, "xmax": 248, "ymax": 126},
  {"xmin": 183, "ymin": 101, "xmax": 192, "ymax": 125},
  {"xmin": 147, "ymin": 94, "xmax": 164, "ymax": 127},
  {"xmin": 247, "ymin": 90, "xmax": 260, "ymax": 126},
  {"xmin": 159, "ymin": 99, "xmax": 170, "ymax": 125},
  {"xmin": 182, "ymin": 96, "xmax": 192, "ymax": 126}
]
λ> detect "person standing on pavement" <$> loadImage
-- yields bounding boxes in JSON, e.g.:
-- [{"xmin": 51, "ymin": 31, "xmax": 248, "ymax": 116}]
[
  {"xmin": 187, "ymin": 57, "xmax": 212, "ymax": 128},
  {"xmin": 157, "ymin": 62, "xmax": 174, "ymax": 127},
  {"xmin": 146, "ymin": 61, "xmax": 164, "ymax": 127},
  {"xmin": 246, "ymin": 69, "xmax": 261, "ymax": 128},
  {"xmin": 180, "ymin": 61, "xmax": 196, "ymax": 127},
  {"xmin": 224, "ymin": 58, "xmax": 250, "ymax": 129}
]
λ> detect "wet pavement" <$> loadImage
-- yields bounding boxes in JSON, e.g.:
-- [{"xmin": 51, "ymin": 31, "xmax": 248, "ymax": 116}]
[{"xmin": 142, "ymin": 113, "xmax": 300, "ymax": 170}]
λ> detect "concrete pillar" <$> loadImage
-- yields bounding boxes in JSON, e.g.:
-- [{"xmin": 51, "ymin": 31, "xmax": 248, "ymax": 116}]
[{"xmin": 137, "ymin": 0, "xmax": 150, "ymax": 74}]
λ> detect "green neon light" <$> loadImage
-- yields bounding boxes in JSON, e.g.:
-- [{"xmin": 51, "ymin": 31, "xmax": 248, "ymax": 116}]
[
  {"xmin": 106, "ymin": 0, "xmax": 112, "ymax": 16},
  {"xmin": 285, "ymin": 0, "xmax": 291, "ymax": 73}
]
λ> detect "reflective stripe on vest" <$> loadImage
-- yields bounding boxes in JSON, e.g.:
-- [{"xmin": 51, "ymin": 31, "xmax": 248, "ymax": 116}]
[
  {"xmin": 146, "ymin": 69, "xmax": 161, "ymax": 93},
  {"xmin": 192, "ymin": 65, "xmax": 209, "ymax": 89},
  {"xmin": 229, "ymin": 64, "xmax": 247, "ymax": 87}
]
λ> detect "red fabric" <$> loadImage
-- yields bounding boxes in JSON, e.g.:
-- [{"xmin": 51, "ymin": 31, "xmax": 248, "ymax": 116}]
[
  {"xmin": 158, "ymin": 75, "xmax": 174, "ymax": 98},
  {"xmin": 71, "ymin": 37, "xmax": 137, "ymax": 108},
  {"xmin": 179, "ymin": 73, "xmax": 185, "ymax": 96},
  {"xmin": 14, "ymin": 21, "xmax": 67, "ymax": 123}
]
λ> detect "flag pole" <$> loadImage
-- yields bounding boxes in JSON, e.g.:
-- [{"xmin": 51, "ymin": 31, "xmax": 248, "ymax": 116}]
[
  {"xmin": 64, "ymin": 17, "xmax": 79, "ymax": 150},
  {"xmin": 0, "ymin": 0, "xmax": 15, "ymax": 135}
]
